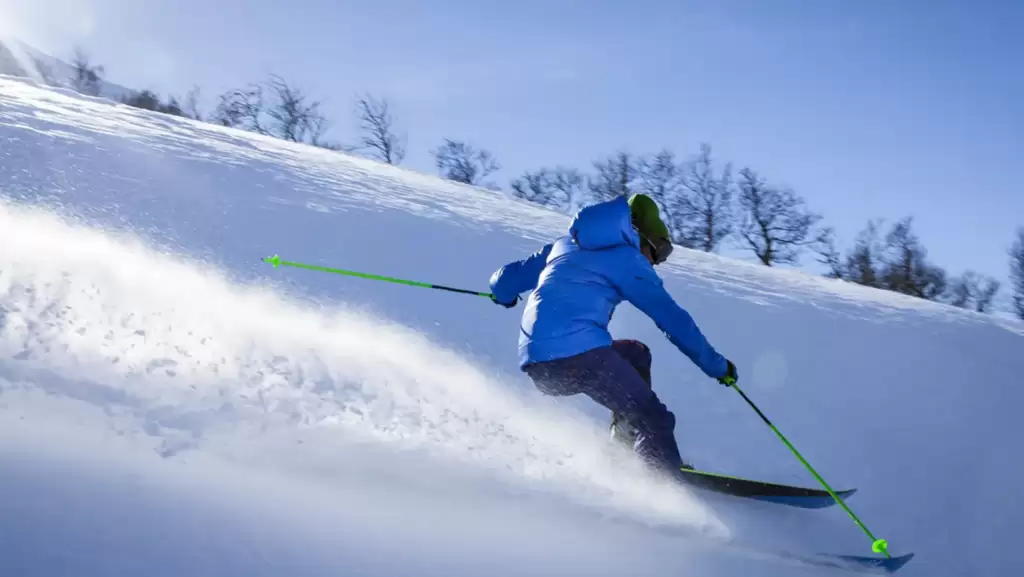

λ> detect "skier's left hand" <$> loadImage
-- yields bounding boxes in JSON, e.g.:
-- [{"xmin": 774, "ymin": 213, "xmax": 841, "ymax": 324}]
[
  {"xmin": 491, "ymin": 295, "xmax": 519, "ymax": 309},
  {"xmin": 718, "ymin": 359, "xmax": 738, "ymax": 387}
]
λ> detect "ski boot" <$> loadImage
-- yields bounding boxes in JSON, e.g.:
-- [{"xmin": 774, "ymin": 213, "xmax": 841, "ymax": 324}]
[
  {"xmin": 611, "ymin": 411, "xmax": 695, "ymax": 471},
  {"xmin": 609, "ymin": 411, "xmax": 638, "ymax": 449}
]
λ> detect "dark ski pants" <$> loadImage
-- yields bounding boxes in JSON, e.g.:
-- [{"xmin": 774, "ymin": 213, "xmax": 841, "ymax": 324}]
[{"xmin": 523, "ymin": 339, "xmax": 684, "ymax": 473}]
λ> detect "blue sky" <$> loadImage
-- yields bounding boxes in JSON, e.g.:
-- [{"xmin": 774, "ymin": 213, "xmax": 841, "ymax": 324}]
[{"xmin": 4, "ymin": 0, "xmax": 1022, "ymax": 285}]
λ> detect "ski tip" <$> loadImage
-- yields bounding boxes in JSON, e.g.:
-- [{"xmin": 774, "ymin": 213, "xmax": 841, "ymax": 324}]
[
  {"xmin": 801, "ymin": 551, "xmax": 914, "ymax": 574},
  {"xmin": 842, "ymin": 551, "xmax": 914, "ymax": 574},
  {"xmin": 883, "ymin": 552, "xmax": 915, "ymax": 573}
]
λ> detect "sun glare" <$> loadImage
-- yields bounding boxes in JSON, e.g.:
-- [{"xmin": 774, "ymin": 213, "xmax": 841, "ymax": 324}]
[{"xmin": 0, "ymin": 0, "xmax": 98, "ymax": 53}]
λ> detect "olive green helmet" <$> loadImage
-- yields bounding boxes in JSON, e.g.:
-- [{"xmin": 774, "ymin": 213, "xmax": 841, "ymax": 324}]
[{"xmin": 628, "ymin": 193, "xmax": 673, "ymax": 263}]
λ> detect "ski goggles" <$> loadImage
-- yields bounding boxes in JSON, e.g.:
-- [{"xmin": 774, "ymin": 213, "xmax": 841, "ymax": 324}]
[{"xmin": 640, "ymin": 233, "xmax": 674, "ymax": 265}]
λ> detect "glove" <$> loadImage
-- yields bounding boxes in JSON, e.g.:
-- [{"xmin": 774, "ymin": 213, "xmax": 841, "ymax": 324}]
[
  {"xmin": 491, "ymin": 295, "xmax": 519, "ymax": 309},
  {"xmin": 717, "ymin": 359, "xmax": 738, "ymax": 387}
]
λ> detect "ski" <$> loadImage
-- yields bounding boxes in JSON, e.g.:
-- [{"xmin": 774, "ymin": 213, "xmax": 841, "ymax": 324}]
[
  {"xmin": 676, "ymin": 467, "xmax": 856, "ymax": 509},
  {"xmin": 602, "ymin": 507, "xmax": 914, "ymax": 574},
  {"xmin": 631, "ymin": 521, "xmax": 914, "ymax": 574},
  {"xmin": 771, "ymin": 550, "xmax": 915, "ymax": 574}
]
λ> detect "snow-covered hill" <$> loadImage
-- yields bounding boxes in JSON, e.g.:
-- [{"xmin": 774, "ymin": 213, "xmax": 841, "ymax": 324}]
[
  {"xmin": 1, "ymin": 75, "xmax": 1022, "ymax": 576},
  {"xmin": 0, "ymin": 40, "xmax": 135, "ymax": 101}
]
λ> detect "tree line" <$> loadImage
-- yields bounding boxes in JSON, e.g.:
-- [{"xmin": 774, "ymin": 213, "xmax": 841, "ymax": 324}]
[
  {"xmin": 508, "ymin": 145, "xmax": 1024, "ymax": 316},
  {"xmin": 36, "ymin": 48, "xmax": 1024, "ymax": 320}
]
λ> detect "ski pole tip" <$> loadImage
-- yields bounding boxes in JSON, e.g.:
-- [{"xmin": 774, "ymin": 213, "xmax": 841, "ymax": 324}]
[
  {"xmin": 264, "ymin": 255, "xmax": 281, "ymax": 268},
  {"xmin": 872, "ymin": 538, "xmax": 889, "ymax": 557}
]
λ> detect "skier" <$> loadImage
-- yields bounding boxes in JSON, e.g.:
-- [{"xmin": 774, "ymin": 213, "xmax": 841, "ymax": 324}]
[{"xmin": 489, "ymin": 193, "xmax": 737, "ymax": 475}]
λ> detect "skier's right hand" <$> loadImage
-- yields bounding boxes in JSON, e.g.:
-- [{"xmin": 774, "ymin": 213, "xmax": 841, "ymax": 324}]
[
  {"xmin": 491, "ymin": 295, "xmax": 519, "ymax": 309},
  {"xmin": 717, "ymin": 360, "xmax": 738, "ymax": 387}
]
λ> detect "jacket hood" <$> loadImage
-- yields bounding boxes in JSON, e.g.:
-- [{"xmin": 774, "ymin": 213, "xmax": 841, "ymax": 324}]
[{"xmin": 568, "ymin": 196, "xmax": 641, "ymax": 251}]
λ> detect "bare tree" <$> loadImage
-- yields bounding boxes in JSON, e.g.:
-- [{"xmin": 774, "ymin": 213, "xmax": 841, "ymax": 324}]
[
  {"xmin": 878, "ymin": 217, "xmax": 946, "ymax": 300},
  {"xmin": 122, "ymin": 90, "xmax": 161, "ymax": 111},
  {"xmin": 511, "ymin": 170, "xmax": 554, "ymax": 206},
  {"xmin": 589, "ymin": 152, "xmax": 636, "ymax": 202},
  {"xmin": 432, "ymin": 139, "xmax": 500, "ymax": 187},
  {"xmin": 680, "ymin": 144, "xmax": 733, "ymax": 252},
  {"xmin": 1011, "ymin": 228, "xmax": 1024, "ymax": 320},
  {"xmin": 977, "ymin": 279, "xmax": 1001, "ymax": 313},
  {"xmin": 812, "ymin": 226, "xmax": 844, "ymax": 279},
  {"xmin": 736, "ymin": 167, "xmax": 820, "ymax": 266},
  {"xmin": 948, "ymin": 271, "xmax": 1001, "ymax": 313},
  {"xmin": 635, "ymin": 150, "xmax": 688, "ymax": 245},
  {"xmin": 510, "ymin": 167, "xmax": 585, "ymax": 213},
  {"xmin": 212, "ymin": 84, "xmax": 267, "ymax": 134},
  {"xmin": 837, "ymin": 218, "xmax": 949, "ymax": 302},
  {"xmin": 843, "ymin": 220, "xmax": 885, "ymax": 287},
  {"xmin": 183, "ymin": 86, "xmax": 203, "ymax": 120},
  {"xmin": 265, "ymin": 75, "xmax": 328, "ymax": 143},
  {"xmin": 122, "ymin": 90, "xmax": 186, "ymax": 117},
  {"xmin": 71, "ymin": 48, "xmax": 104, "ymax": 96},
  {"xmin": 555, "ymin": 168, "xmax": 587, "ymax": 213},
  {"xmin": 211, "ymin": 76, "xmax": 335, "ymax": 148},
  {"xmin": 307, "ymin": 115, "xmax": 334, "ymax": 149},
  {"xmin": 353, "ymin": 94, "xmax": 405, "ymax": 165},
  {"xmin": 163, "ymin": 96, "xmax": 183, "ymax": 117},
  {"xmin": 947, "ymin": 276, "xmax": 972, "ymax": 308}
]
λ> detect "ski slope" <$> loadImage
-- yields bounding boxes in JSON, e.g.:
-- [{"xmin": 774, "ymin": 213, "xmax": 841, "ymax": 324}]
[{"xmin": 1, "ymin": 75, "xmax": 1022, "ymax": 576}]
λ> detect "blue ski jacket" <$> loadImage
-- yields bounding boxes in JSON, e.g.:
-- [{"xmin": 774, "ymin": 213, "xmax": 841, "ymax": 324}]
[{"xmin": 490, "ymin": 195, "xmax": 728, "ymax": 378}]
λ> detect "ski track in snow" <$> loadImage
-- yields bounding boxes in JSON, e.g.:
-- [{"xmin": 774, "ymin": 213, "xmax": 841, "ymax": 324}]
[{"xmin": 2, "ymin": 75, "xmax": 1024, "ymax": 576}]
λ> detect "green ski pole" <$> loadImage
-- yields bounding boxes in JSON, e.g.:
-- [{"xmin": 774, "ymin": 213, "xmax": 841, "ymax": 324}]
[
  {"xmin": 723, "ymin": 378, "xmax": 891, "ymax": 559},
  {"xmin": 262, "ymin": 255, "xmax": 495, "ymax": 299}
]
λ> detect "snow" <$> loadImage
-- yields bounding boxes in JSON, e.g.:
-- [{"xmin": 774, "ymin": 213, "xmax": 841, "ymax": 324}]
[
  {"xmin": 1, "ymin": 74, "xmax": 1022, "ymax": 576},
  {"xmin": 0, "ymin": 39, "xmax": 137, "ymax": 102}
]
